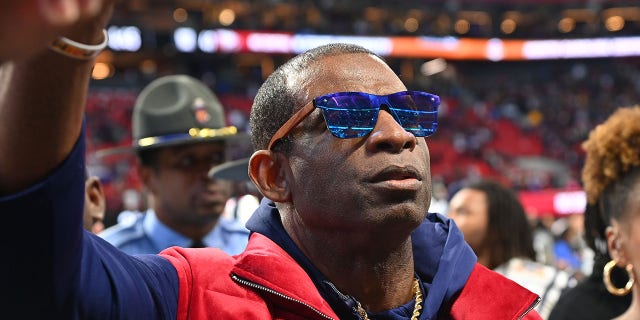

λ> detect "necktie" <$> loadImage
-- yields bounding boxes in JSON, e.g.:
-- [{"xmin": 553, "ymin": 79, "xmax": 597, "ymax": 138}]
[{"xmin": 190, "ymin": 239, "xmax": 207, "ymax": 248}]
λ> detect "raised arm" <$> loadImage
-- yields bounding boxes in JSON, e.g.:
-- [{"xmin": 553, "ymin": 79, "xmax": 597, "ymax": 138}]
[
  {"xmin": 0, "ymin": 2, "xmax": 121, "ymax": 317},
  {"xmin": 0, "ymin": 0, "xmax": 114, "ymax": 195}
]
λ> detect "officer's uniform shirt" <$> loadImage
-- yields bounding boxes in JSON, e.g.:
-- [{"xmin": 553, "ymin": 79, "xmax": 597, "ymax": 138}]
[{"xmin": 99, "ymin": 209, "xmax": 249, "ymax": 255}]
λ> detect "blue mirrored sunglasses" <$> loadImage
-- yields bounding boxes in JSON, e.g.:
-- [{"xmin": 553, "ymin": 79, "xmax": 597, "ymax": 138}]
[{"xmin": 267, "ymin": 91, "xmax": 440, "ymax": 150}]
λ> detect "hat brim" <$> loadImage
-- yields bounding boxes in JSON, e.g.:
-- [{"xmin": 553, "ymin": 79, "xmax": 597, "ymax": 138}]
[
  {"xmin": 94, "ymin": 132, "xmax": 250, "ymax": 160},
  {"xmin": 135, "ymin": 131, "xmax": 249, "ymax": 150},
  {"xmin": 93, "ymin": 145, "xmax": 136, "ymax": 160},
  {"xmin": 208, "ymin": 157, "xmax": 250, "ymax": 181}
]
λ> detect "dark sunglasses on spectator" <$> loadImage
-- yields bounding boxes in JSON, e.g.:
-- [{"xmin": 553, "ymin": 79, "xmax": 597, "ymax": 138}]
[{"xmin": 267, "ymin": 91, "xmax": 440, "ymax": 150}]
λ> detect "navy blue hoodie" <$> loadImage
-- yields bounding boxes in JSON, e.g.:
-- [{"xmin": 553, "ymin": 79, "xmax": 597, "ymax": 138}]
[{"xmin": 246, "ymin": 198, "xmax": 477, "ymax": 319}]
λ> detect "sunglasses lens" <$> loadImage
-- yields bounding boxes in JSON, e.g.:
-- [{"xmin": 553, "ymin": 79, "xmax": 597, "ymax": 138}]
[
  {"xmin": 316, "ymin": 91, "xmax": 439, "ymax": 139},
  {"xmin": 388, "ymin": 92, "xmax": 439, "ymax": 137},
  {"xmin": 390, "ymin": 109, "xmax": 438, "ymax": 136},
  {"xmin": 317, "ymin": 95, "xmax": 378, "ymax": 138}
]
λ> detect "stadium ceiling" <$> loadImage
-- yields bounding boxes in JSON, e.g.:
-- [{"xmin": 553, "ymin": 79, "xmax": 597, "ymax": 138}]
[{"xmin": 112, "ymin": 1, "xmax": 640, "ymax": 37}]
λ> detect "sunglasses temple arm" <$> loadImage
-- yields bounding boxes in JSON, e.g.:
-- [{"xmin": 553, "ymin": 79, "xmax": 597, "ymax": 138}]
[{"xmin": 266, "ymin": 102, "xmax": 317, "ymax": 150}]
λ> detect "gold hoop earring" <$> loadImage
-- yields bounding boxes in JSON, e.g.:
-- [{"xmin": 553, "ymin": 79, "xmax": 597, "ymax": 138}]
[{"xmin": 603, "ymin": 260, "xmax": 635, "ymax": 296}]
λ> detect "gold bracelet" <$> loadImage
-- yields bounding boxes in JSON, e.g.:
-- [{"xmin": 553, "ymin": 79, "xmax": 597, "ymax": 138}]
[{"xmin": 49, "ymin": 29, "xmax": 108, "ymax": 60}]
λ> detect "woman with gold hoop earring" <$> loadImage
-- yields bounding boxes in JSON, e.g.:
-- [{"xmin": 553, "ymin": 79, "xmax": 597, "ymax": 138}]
[
  {"xmin": 549, "ymin": 106, "xmax": 640, "ymax": 320},
  {"xmin": 601, "ymin": 212, "xmax": 639, "ymax": 320}
]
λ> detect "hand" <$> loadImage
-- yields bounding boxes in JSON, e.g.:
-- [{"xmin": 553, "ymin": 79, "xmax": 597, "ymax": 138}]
[
  {"xmin": 58, "ymin": 0, "xmax": 116, "ymax": 45},
  {"xmin": 0, "ymin": 0, "xmax": 116, "ymax": 194},
  {"xmin": 0, "ymin": 0, "xmax": 112, "ymax": 62}
]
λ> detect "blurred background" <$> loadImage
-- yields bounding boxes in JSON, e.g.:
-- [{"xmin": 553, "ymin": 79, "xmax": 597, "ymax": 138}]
[{"xmin": 87, "ymin": 0, "xmax": 640, "ymax": 238}]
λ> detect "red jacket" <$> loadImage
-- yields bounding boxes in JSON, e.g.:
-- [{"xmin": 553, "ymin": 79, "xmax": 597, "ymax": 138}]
[{"xmin": 162, "ymin": 233, "xmax": 541, "ymax": 320}]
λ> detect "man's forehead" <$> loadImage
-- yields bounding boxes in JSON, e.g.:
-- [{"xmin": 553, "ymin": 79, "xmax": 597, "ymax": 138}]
[{"xmin": 295, "ymin": 53, "xmax": 405, "ymax": 100}]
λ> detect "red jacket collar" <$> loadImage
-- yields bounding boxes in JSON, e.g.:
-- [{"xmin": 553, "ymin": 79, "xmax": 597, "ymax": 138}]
[
  {"xmin": 448, "ymin": 264, "xmax": 542, "ymax": 320},
  {"xmin": 232, "ymin": 233, "xmax": 339, "ymax": 319}
]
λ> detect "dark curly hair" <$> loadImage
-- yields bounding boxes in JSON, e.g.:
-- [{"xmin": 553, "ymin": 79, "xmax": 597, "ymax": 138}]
[
  {"xmin": 463, "ymin": 179, "xmax": 535, "ymax": 270},
  {"xmin": 249, "ymin": 43, "xmax": 381, "ymax": 152},
  {"xmin": 581, "ymin": 106, "xmax": 640, "ymax": 260}
]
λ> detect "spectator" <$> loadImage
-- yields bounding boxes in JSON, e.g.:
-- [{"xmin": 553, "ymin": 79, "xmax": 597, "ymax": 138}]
[
  {"xmin": 552, "ymin": 214, "xmax": 588, "ymax": 278},
  {"xmin": 448, "ymin": 179, "xmax": 575, "ymax": 318},
  {"xmin": 549, "ymin": 106, "xmax": 640, "ymax": 320}
]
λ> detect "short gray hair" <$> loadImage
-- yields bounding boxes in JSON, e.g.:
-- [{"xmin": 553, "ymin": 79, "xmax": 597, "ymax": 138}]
[{"xmin": 249, "ymin": 43, "xmax": 381, "ymax": 152}]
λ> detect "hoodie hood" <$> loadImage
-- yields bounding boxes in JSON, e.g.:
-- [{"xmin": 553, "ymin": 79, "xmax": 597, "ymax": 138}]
[
  {"xmin": 411, "ymin": 212, "xmax": 477, "ymax": 317},
  {"xmin": 246, "ymin": 198, "xmax": 477, "ymax": 319}
]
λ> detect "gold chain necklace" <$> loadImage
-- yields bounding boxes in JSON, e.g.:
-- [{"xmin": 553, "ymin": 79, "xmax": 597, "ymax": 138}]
[{"xmin": 356, "ymin": 277, "xmax": 423, "ymax": 320}]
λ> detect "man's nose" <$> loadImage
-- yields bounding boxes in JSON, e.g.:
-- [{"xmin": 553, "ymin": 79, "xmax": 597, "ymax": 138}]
[{"xmin": 365, "ymin": 108, "xmax": 416, "ymax": 153}]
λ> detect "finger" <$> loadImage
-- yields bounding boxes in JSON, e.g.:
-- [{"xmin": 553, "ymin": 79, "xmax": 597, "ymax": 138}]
[
  {"xmin": 38, "ymin": 0, "xmax": 80, "ymax": 26},
  {"xmin": 76, "ymin": 0, "xmax": 102, "ymax": 17}
]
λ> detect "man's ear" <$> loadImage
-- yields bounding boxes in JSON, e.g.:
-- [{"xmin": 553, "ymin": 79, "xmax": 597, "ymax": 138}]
[
  {"xmin": 249, "ymin": 150, "xmax": 291, "ymax": 202},
  {"xmin": 85, "ymin": 176, "xmax": 106, "ymax": 221}
]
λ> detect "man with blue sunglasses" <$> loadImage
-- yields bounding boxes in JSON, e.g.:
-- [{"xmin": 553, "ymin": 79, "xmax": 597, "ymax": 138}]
[{"xmin": 1, "ymin": 41, "xmax": 541, "ymax": 319}]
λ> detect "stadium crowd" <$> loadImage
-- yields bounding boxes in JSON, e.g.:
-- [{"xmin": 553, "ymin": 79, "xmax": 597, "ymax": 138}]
[{"xmin": 86, "ymin": 56, "xmax": 640, "ymax": 225}]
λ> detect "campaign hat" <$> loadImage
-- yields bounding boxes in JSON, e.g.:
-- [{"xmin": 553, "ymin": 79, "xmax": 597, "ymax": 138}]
[{"xmin": 133, "ymin": 74, "xmax": 243, "ymax": 150}]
